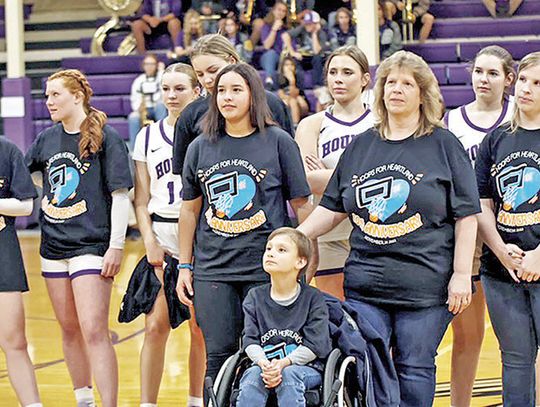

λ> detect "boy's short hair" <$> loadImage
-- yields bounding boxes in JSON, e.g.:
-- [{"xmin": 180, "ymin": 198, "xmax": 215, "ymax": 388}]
[{"xmin": 267, "ymin": 227, "xmax": 312, "ymax": 277}]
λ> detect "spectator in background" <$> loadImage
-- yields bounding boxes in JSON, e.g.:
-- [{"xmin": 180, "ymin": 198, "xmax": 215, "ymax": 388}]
[
  {"xmin": 223, "ymin": 16, "xmax": 253, "ymax": 63},
  {"xmin": 327, "ymin": 0, "xmax": 352, "ymax": 28},
  {"xmin": 128, "ymin": 53, "xmax": 167, "ymax": 150},
  {"xmin": 260, "ymin": 1, "xmax": 292, "ymax": 88},
  {"xmin": 385, "ymin": 0, "xmax": 435, "ymax": 43},
  {"xmin": 168, "ymin": 9, "xmax": 205, "ymax": 63},
  {"xmin": 482, "ymin": 0, "xmax": 523, "ymax": 17},
  {"xmin": 378, "ymin": 1, "xmax": 402, "ymax": 60},
  {"xmin": 131, "ymin": 0, "xmax": 183, "ymax": 54},
  {"xmin": 191, "ymin": 0, "xmax": 223, "ymax": 32},
  {"xmin": 286, "ymin": 10, "xmax": 329, "ymax": 88},
  {"xmin": 329, "ymin": 7, "xmax": 356, "ymax": 50},
  {"xmin": 274, "ymin": 56, "xmax": 310, "ymax": 126}
]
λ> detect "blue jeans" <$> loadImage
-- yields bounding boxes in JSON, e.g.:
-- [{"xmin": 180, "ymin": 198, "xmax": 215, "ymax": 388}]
[
  {"xmin": 347, "ymin": 298, "xmax": 453, "ymax": 407},
  {"xmin": 236, "ymin": 364, "xmax": 322, "ymax": 407},
  {"xmin": 260, "ymin": 49, "xmax": 280, "ymax": 78},
  {"xmin": 128, "ymin": 102, "xmax": 167, "ymax": 150},
  {"xmin": 482, "ymin": 274, "xmax": 540, "ymax": 406}
]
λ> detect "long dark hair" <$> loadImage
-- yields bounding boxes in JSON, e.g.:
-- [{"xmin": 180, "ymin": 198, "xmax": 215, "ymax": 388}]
[{"xmin": 201, "ymin": 63, "xmax": 275, "ymax": 141}]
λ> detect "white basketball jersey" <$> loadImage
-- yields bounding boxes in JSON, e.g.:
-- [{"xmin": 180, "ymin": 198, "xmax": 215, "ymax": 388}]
[
  {"xmin": 317, "ymin": 107, "xmax": 375, "ymax": 242},
  {"xmin": 446, "ymin": 96, "xmax": 514, "ymax": 165},
  {"xmin": 133, "ymin": 119, "xmax": 182, "ymax": 219}
]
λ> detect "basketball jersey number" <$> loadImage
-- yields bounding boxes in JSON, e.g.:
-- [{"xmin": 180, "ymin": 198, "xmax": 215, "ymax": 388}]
[{"xmin": 166, "ymin": 181, "xmax": 183, "ymax": 205}]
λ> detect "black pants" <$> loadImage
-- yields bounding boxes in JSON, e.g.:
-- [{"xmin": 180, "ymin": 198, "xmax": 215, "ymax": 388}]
[{"xmin": 193, "ymin": 279, "xmax": 266, "ymax": 383}]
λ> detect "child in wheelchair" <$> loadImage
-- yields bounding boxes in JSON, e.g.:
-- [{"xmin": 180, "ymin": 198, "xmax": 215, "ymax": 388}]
[{"xmin": 236, "ymin": 227, "xmax": 332, "ymax": 407}]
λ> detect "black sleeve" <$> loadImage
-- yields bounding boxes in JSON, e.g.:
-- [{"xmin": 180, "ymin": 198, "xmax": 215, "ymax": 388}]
[
  {"xmin": 277, "ymin": 130, "xmax": 311, "ymax": 200},
  {"xmin": 241, "ymin": 290, "xmax": 261, "ymax": 350},
  {"xmin": 301, "ymin": 289, "xmax": 332, "ymax": 359},
  {"xmin": 444, "ymin": 132, "xmax": 481, "ymax": 218},
  {"xmin": 10, "ymin": 144, "xmax": 37, "ymax": 200},
  {"xmin": 266, "ymin": 91, "xmax": 294, "ymax": 136},
  {"xmin": 25, "ymin": 132, "xmax": 44, "ymax": 174},
  {"xmin": 320, "ymin": 152, "xmax": 346, "ymax": 213},
  {"xmin": 102, "ymin": 127, "xmax": 134, "ymax": 192},
  {"xmin": 181, "ymin": 139, "xmax": 203, "ymax": 200},
  {"xmin": 475, "ymin": 131, "xmax": 495, "ymax": 199},
  {"xmin": 173, "ymin": 103, "xmax": 199, "ymax": 175}
]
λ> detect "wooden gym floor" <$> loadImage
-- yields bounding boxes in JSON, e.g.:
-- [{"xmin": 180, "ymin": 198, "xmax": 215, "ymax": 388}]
[{"xmin": 0, "ymin": 234, "xmax": 505, "ymax": 406}]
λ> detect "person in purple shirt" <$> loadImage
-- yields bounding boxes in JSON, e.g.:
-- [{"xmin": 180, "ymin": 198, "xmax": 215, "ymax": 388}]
[
  {"xmin": 131, "ymin": 0, "xmax": 183, "ymax": 54},
  {"xmin": 260, "ymin": 1, "xmax": 293, "ymax": 87}
]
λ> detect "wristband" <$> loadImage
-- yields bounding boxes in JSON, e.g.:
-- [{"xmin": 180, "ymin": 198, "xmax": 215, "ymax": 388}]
[{"xmin": 177, "ymin": 263, "xmax": 193, "ymax": 271}]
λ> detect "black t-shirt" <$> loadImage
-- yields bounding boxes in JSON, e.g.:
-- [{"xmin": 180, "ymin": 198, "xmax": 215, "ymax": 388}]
[
  {"xmin": 0, "ymin": 138, "xmax": 37, "ymax": 286},
  {"xmin": 242, "ymin": 283, "xmax": 332, "ymax": 370},
  {"xmin": 476, "ymin": 126, "xmax": 540, "ymax": 283},
  {"xmin": 321, "ymin": 127, "xmax": 481, "ymax": 308},
  {"xmin": 25, "ymin": 124, "xmax": 133, "ymax": 259},
  {"xmin": 182, "ymin": 126, "xmax": 310, "ymax": 282},
  {"xmin": 172, "ymin": 91, "xmax": 294, "ymax": 175}
]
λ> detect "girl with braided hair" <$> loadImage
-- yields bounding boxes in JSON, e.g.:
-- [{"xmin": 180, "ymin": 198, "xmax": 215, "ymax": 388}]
[{"xmin": 25, "ymin": 69, "xmax": 133, "ymax": 407}]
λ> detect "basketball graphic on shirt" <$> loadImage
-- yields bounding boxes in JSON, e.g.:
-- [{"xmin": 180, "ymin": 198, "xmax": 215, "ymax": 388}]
[
  {"xmin": 206, "ymin": 171, "xmax": 256, "ymax": 219},
  {"xmin": 263, "ymin": 342, "xmax": 298, "ymax": 360},
  {"xmin": 48, "ymin": 164, "xmax": 80, "ymax": 205},
  {"xmin": 496, "ymin": 164, "xmax": 540, "ymax": 211},
  {"xmin": 356, "ymin": 176, "xmax": 410, "ymax": 222}
]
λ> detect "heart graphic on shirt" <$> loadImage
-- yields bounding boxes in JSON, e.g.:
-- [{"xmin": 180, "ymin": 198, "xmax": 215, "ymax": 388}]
[
  {"xmin": 364, "ymin": 178, "xmax": 410, "ymax": 222},
  {"xmin": 50, "ymin": 165, "xmax": 80, "ymax": 205},
  {"xmin": 501, "ymin": 166, "xmax": 540, "ymax": 211},
  {"xmin": 208, "ymin": 173, "xmax": 256, "ymax": 219}
]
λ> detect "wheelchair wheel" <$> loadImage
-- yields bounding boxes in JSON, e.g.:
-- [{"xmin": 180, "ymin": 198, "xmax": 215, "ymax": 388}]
[
  {"xmin": 323, "ymin": 348, "xmax": 343, "ymax": 405},
  {"xmin": 213, "ymin": 352, "xmax": 242, "ymax": 407}
]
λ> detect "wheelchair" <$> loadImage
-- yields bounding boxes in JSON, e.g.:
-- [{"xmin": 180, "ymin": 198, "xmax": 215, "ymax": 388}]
[{"xmin": 207, "ymin": 347, "xmax": 366, "ymax": 407}]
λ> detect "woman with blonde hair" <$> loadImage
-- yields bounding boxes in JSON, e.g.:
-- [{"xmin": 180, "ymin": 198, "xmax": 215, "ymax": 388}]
[
  {"xmin": 296, "ymin": 45, "xmax": 374, "ymax": 300},
  {"xmin": 122, "ymin": 63, "xmax": 205, "ymax": 407},
  {"xmin": 298, "ymin": 51, "xmax": 480, "ymax": 406},
  {"xmin": 476, "ymin": 51, "xmax": 540, "ymax": 406},
  {"xmin": 25, "ymin": 69, "xmax": 132, "ymax": 407},
  {"xmin": 169, "ymin": 10, "xmax": 205, "ymax": 62}
]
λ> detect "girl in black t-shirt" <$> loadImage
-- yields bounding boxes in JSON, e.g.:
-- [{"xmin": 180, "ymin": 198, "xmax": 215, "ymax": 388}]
[
  {"xmin": 476, "ymin": 51, "xmax": 540, "ymax": 406},
  {"xmin": 25, "ymin": 69, "xmax": 132, "ymax": 407},
  {"xmin": 172, "ymin": 33, "xmax": 293, "ymax": 176},
  {"xmin": 0, "ymin": 140, "xmax": 41, "ymax": 406},
  {"xmin": 176, "ymin": 63, "xmax": 311, "ymax": 385},
  {"xmin": 298, "ymin": 51, "xmax": 480, "ymax": 406}
]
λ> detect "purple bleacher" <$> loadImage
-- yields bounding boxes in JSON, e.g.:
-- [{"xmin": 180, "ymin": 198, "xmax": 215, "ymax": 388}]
[
  {"xmin": 447, "ymin": 64, "xmax": 471, "ymax": 85},
  {"xmin": 431, "ymin": 64, "xmax": 447, "ymax": 85},
  {"xmin": 41, "ymin": 73, "xmax": 138, "ymax": 96},
  {"xmin": 33, "ymin": 95, "xmax": 130, "ymax": 120},
  {"xmin": 440, "ymin": 85, "xmax": 474, "ymax": 108},
  {"xmin": 431, "ymin": 16, "xmax": 540, "ymax": 39},
  {"xmin": 63, "ymin": 55, "xmax": 145, "ymax": 74},
  {"xmin": 34, "ymin": 118, "xmax": 129, "ymax": 141},
  {"xmin": 404, "ymin": 43, "xmax": 458, "ymax": 63},
  {"xmin": 430, "ymin": 0, "xmax": 540, "ymax": 18},
  {"xmin": 460, "ymin": 39, "xmax": 540, "ymax": 61},
  {"xmin": 80, "ymin": 33, "xmax": 172, "ymax": 54}
]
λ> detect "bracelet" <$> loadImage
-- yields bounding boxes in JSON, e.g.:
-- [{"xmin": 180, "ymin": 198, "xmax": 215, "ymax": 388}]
[{"xmin": 177, "ymin": 263, "xmax": 193, "ymax": 271}]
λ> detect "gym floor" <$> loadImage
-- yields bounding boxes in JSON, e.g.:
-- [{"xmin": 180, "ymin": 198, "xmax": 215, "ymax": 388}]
[{"xmin": 0, "ymin": 235, "xmax": 504, "ymax": 406}]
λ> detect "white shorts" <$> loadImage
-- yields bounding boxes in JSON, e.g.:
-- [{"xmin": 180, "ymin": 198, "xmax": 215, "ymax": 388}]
[
  {"xmin": 41, "ymin": 254, "xmax": 104, "ymax": 279},
  {"xmin": 152, "ymin": 221, "xmax": 179, "ymax": 258},
  {"xmin": 316, "ymin": 240, "xmax": 350, "ymax": 277}
]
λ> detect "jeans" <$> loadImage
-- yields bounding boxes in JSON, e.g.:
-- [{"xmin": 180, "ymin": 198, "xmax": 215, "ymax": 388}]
[
  {"xmin": 346, "ymin": 298, "xmax": 453, "ymax": 407},
  {"xmin": 482, "ymin": 274, "xmax": 540, "ymax": 406},
  {"xmin": 128, "ymin": 102, "xmax": 167, "ymax": 150},
  {"xmin": 193, "ymin": 280, "xmax": 266, "ymax": 382},
  {"xmin": 260, "ymin": 49, "xmax": 280, "ymax": 78},
  {"xmin": 236, "ymin": 365, "xmax": 322, "ymax": 407}
]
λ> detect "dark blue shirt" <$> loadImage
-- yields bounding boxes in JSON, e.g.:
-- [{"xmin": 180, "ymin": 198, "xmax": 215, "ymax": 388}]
[
  {"xmin": 182, "ymin": 126, "xmax": 311, "ymax": 282},
  {"xmin": 242, "ymin": 283, "xmax": 332, "ymax": 370},
  {"xmin": 321, "ymin": 127, "xmax": 481, "ymax": 307},
  {"xmin": 476, "ymin": 126, "xmax": 540, "ymax": 283},
  {"xmin": 25, "ymin": 124, "xmax": 133, "ymax": 259},
  {"xmin": 0, "ymin": 138, "xmax": 37, "ymax": 289}
]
